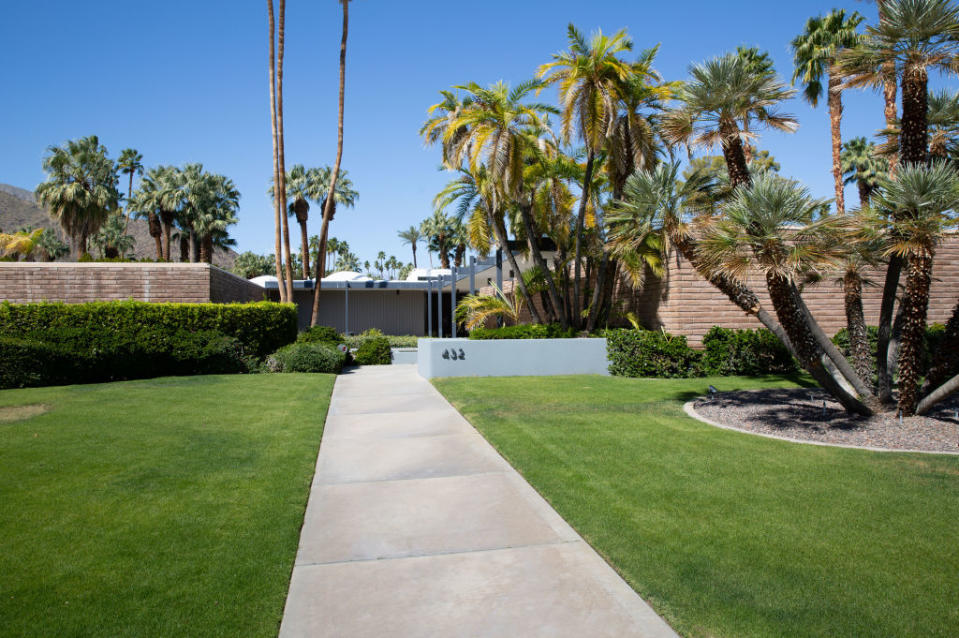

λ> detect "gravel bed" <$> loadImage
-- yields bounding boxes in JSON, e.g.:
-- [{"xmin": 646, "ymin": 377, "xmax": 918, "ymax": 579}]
[{"xmin": 691, "ymin": 388, "xmax": 959, "ymax": 454}]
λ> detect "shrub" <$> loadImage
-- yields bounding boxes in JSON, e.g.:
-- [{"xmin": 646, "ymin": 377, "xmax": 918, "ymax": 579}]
[
  {"xmin": 353, "ymin": 335, "xmax": 392, "ymax": 365},
  {"xmin": 297, "ymin": 325, "xmax": 344, "ymax": 345},
  {"xmin": 343, "ymin": 334, "xmax": 420, "ymax": 349},
  {"xmin": 0, "ymin": 300, "xmax": 296, "ymax": 358},
  {"xmin": 0, "ymin": 337, "xmax": 82, "ymax": 389},
  {"xmin": 607, "ymin": 329, "xmax": 702, "ymax": 378},
  {"xmin": 468, "ymin": 323, "xmax": 577, "ymax": 340},
  {"xmin": 266, "ymin": 342, "xmax": 345, "ymax": 374},
  {"xmin": 701, "ymin": 326, "xmax": 797, "ymax": 376}
]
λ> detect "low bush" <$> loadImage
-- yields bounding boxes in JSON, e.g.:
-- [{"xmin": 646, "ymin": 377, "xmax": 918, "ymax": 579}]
[
  {"xmin": 353, "ymin": 335, "xmax": 392, "ymax": 365},
  {"xmin": 0, "ymin": 300, "xmax": 296, "ymax": 358},
  {"xmin": 297, "ymin": 325, "xmax": 344, "ymax": 345},
  {"xmin": 607, "ymin": 329, "xmax": 702, "ymax": 378},
  {"xmin": 0, "ymin": 337, "xmax": 81, "ymax": 389},
  {"xmin": 468, "ymin": 323, "xmax": 577, "ymax": 340},
  {"xmin": 701, "ymin": 326, "xmax": 797, "ymax": 376},
  {"xmin": 266, "ymin": 342, "xmax": 345, "ymax": 374},
  {"xmin": 343, "ymin": 334, "xmax": 420, "ymax": 349}
]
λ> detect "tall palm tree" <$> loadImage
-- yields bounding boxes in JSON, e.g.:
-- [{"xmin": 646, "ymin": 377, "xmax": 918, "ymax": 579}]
[
  {"xmin": 537, "ymin": 24, "xmax": 634, "ymax": 326},
  {"xmin": 312, "ymin": 0, "xmax": 351, "ymax": 326},
  {"xmin": 420, "ymin": 210, "xmax": 454, "ymax": 269},
  {"xmin": 870, "ymin": 162, "xmax": 959, "ymax": 414},
  {"xmin": 35, "ymin": 135, "xmax": 120, "ymax": 256},
  {"xmin": 835, "ymin": 0, "xmax": 959, "ymax": 400},
  {"xmin": 127, "ymin": 167, "xmax": 166, "ymax": 260},
  {"xmin": 841, "ymin": 137, "xmax": 888, "ymax": 205},
  {"xmin": 267, "ymin": 0, "xmax": 292, "ymax": 301},
  {"xmin": 185, "ymin": 170, "xmax": 240, "ymax": 264},
  {"xmin": 117, "ymin": 148, "xmax": 144, "ymax": 221},
  {"xmin": 398, "ymin": 226, "xmax": 421, "ymax": 267},
  {"xmin": 791, "ymin": 9, "xmax": 864, "ymax": 216},
  {"xmin": 697, "ymin": 173, "xmax": 872, "ymax": 415}
]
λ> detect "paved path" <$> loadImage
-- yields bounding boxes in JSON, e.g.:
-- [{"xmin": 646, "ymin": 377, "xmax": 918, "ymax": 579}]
[{"xmin": 280, "ymin": 365, "xmax": 678, "ymax": 638}]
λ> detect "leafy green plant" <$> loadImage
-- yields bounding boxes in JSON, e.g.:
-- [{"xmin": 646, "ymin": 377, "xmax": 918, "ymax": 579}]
[
  {"xmin": 606, "ymin": 329, "xmax": 702, "ymax": 378},
  {"xmin": 266, "ymin": 342, "xmax": 345, "ymax": 373},
  {"xmin": 468, "ymin": 323, "xmax": 577, "ymax": 340},
  {"xmin": 701, "ymin": 326, "xmax": 797, "ymax": 375},
  {"xmin": 353, "ymin": 335, "xmax": 392, "ymax": 365},
  {"xmin": 297, "ymin": 325, "xmax": 344, "ymax": 345}
]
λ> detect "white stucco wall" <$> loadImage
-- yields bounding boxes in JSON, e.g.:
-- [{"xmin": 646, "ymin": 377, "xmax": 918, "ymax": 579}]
[{"xmin": 417, "ymin": 338, "xmax": 609, "ymax": 378}]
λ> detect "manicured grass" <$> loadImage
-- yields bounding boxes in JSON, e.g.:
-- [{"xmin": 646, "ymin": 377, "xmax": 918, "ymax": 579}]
[
  {"xmin": 0, "ymin": 373, "xmax": 335, "ymax": 637},
  {"xmin": 434, "ymin": 375, "xmax": 959, "ymax": 638}
]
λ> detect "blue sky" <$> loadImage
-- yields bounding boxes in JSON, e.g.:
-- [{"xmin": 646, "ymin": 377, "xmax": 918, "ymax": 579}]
[{"xmin": 2, "ymin": 0, "xmax": 952, "ymax": 266}]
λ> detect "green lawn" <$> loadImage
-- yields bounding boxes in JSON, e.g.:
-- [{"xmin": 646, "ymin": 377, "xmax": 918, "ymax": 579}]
[
  {"xmin": 0, "ymin": 373, "xmax": 335, "ymax": 638},
  {"xmin": 434, "ymin": 375, "xmax": 959, "ymax": 638}
]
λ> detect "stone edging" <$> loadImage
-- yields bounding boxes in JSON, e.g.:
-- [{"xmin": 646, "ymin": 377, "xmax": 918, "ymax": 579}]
[{"xmin": 682, "ymin": 400, "xmax": 959, "ymax": 456}]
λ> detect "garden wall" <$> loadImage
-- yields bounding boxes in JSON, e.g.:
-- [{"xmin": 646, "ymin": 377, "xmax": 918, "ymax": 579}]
[
  {"xmin": 0, "ymin": 262, "xmax": 264, "ymax": 304},
  {"xmin": 485, "ymin": 235, "xmax": 959, "ymax": 348},
  {"xmin": 418, "ymin": 337, "xmax": 609, "ymax": 378}
]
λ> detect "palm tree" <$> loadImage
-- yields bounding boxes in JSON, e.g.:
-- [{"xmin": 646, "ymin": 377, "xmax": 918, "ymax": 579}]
[
  {"xmin": 420, "ymin": 210, "xmax": 454, "ymax": 269},
  {"xmin": 267, "ymin": 0, "xmax": 292, "ymax": 301},
  {"xmin": 312, "ymin": 0, "xmax": 351, "ymax": 326},
  {"xmin": 835, "ymin": 0, "xmax": 959, "ymax": 401},
  {"xmin": 117, "ymin": 148, "xmax": 144, "ymax": 221},
  {"xmin": 791, "ymin": 9, "xmax": 864, "ymax": 216},
  {"xmin": 398, "ymin": 225, "xmax": 421, "ymax": 267},
  {"xmin": 190, "ymin": 172, "xmax": 240, "ymax": 264},
  {"xmin": 313, "ymin": 167, "xmax": 358, "ymax": 224},
  {"xmin": 127, "ymin": 168, "xmax": 166, "ymax": 260},
  {"xmin": 697, "ymin": 173, "xmax": 872, "ymax": 415},
  {"xmin": 841, "ymin": 137, "xmax": 888, "ymax": 205},
  {"xmin": 233, "ymin": 251, "xmax": 275, "ymax": 278},
  {"xmin": 33, "ymin": 228, "xmax": 69, "ymax": 262},
  {"xmin": 35, "ymin": 135, "xmax": 120, "ymax": 256},
  {"xmin": 870, "ymin": 162, "xmax": 959, "ymax": 414},
  {"xmin": 662, "ymin": 52, "xmax": 798, "ymax": 188},
  {"xmin": 92, "ymin": 213, "xmax": 136, "ymax": 259},
  {"xmin": 537, "ymin": 24, "xmax": 633, "ymax": 325}
]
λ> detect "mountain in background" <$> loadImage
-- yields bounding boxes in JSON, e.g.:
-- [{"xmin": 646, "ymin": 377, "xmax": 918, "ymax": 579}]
[{"xmin": 0, "ymin": 183, "xmax": 238, "ymax": 269}]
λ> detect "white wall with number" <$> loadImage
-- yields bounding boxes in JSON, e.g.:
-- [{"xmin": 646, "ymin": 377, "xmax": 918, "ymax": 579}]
[{"xmin": 417, "ymin": 338, "xmax": 609, "ymax": 378}]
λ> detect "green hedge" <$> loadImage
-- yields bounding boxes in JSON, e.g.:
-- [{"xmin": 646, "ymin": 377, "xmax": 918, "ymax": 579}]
[
  {"xmin": 469, "ymin": 324, "xmax": 577, "ymax": 340},
  {"xmin": 297, "ymin": 325, "xmax": 344, "ymax": 345},
  {"xmin": 701, "ymin": 326, "xmax": 797, "ymax": 376},
  {"xmin": 0, "ymin": 300, "xmax": 296, "ymax": 358},
  {"xmin": 606, "ymin": 329, "xmax": 702, "ymax": 378},
  {"xmin": 353, "ymin": 336, "xmax": 392, "ymax": 365}
]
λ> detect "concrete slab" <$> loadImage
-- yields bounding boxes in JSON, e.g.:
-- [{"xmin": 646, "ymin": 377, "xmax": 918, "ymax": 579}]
[{"xmin": 280, "ymin": 365, "xmax": 678, "ymax": 638}]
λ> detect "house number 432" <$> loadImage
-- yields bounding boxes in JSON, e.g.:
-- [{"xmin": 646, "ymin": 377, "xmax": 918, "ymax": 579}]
[{"xmin": 442, "ymin": 349, "xmax": 466, "ymax": 361}]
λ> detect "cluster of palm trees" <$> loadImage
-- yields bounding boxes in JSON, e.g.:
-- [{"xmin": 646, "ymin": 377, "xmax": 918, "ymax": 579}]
[
  {"xmin": 422, "ymin": 0, "xmax": 959, "ymax": 418},
  {"xmin": 128, "ymin": 164, "xmax": 240, "ymax": 263},
  {"xmin": 397, "ymin": 211, "xmax": 470, "ymax": 270}
]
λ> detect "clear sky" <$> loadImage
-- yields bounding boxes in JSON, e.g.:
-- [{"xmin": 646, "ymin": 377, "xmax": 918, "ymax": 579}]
[{"xmin": 1, "ymin": 1, "xmax": 953, "ymax": 266}]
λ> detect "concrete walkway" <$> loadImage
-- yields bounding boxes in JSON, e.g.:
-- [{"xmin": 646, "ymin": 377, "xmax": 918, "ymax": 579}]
[{"xmin": 279, "ymin": 365, "xmax": 678, "ymax": 638}]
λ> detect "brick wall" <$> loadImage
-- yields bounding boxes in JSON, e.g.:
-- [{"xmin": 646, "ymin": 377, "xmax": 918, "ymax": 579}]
[
  {"xmin": 481, "ymin": 235, "xmax": 959, "ymax": 347},
  {"xmin": 0, "ymin": 262, "xmax": 265, "ymax": 304}
]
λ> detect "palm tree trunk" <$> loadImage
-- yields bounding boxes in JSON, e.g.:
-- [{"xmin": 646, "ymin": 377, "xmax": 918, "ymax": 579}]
[
  {"xmin": 162, "ymin": 220, "xmax": 172, "ymax": 261},
  {"xmin": 767, "ymin": 273, "xmax": 872, "ymax": 415},
  {"xmin": 828, "ymin": 75, "xmax": 845, "ymax": 216},
  {"xmin": 200, "ymin": 235, "xmax": 214, "ymax": 264},
  {"xmin": 899, "ymin": 70, "xmax": 929, "ymax": 167},
  {"xmin": 127, "ymin": 173, "xmax": 134, "ymax": 224},
  {"xmin": 148, "ymin": 212, "xmax": 163, "ymax": 260},
  {"xmin": 519, "ymin": 203, "xmax": 566, "ymax": 328},
  {"xmin": 921, "ymin": 298, "xmax": 959, "ymax": 397},
  {"xmin": 412, "ymin": 245, "xmax": 417, "ymax": 268},
  {"xmin": 491, "ymin": 213, "xmax": 543, "ymax": 324},
  {"xmin": 857, "ymin": 181, "xmax": 871, "ymax": 208},
  {"xmin": 572, "ymin": 150, "xmax": 595, "ymax": 328},
  {"xmin": 311, "ymin": 0, "xmax": 349, "ymax": 326},
  {"xmin": 879, "ymin": 0, "xmax": 899, "ymax": 176},
  {"xmin": 267, "ymin": 0, "xmax": 287, "ymax": 302},
  {"xmin": 916, "ymin": 372, "xmax": 959, "ymax": 416},
  {"xmin": 299, "ymin": 219, "xmax": 310, "ymax": 279},
  {"xmin": 584, "ymin": 252, "xmax": 609, "ymax": 332},
  {"xmin": 277, "ymin": 0, "xmax": 294, "ymax": 296},
  {"xmin": 897, "ymin": 252, "xmax": 935, "ymax": 415},
  {"xmin": 720, "ymin": 122, "xmax": 751, "ymax": 188},
  {"xmin": 844, "ymin": 269, "xmax": 872, "ymax": 382},
  {"xmin": 179, "ymin": 235, "xmax": 189, "ymax": 262}
]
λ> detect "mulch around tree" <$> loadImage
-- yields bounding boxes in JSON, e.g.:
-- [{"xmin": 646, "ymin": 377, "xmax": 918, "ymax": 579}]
[{"xmin": 690, "ymin": 388, "xmax": 959, "ymax": 454}]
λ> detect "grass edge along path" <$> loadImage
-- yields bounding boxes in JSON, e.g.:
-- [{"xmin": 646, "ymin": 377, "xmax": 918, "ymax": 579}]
[
  {"xmin": 434, "ymin": 374, "xmax": 959, "ymax": 638},
  {"xmin": 0, "ymin": 373, "xmax": 335, "ymax": 638}
]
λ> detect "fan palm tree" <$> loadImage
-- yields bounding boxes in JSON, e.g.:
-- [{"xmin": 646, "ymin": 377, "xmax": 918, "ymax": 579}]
[
  {"xmin": 791, "ymin": 9, "xmax": 864, "ymax": 217},
  {"xmin": 35, "ymin": 135, "xmax": 120, "ymax": 256},
  {"xmin": 841, "ymin": 137, "xmax": 888, "ymax": 205},
  {"xmin": 33, "ymin": 228, "xmax": 69, "ymax": 262},
  {"xmin": 117, "ymin": 148, "xmax": 144, "ymax": 221},
  {"xmin": 537, "ymin": 24, "xmax": 633, "ymax": 325},
  {"xmin": 835, "ymin": 0, "xmax": 959, "ymax": 401},
  {"xmin": 662, "ymin": 53, "xmax": 798, "ymax": 188},
  {"xmin": 92, "ymin": 213, "xmax": 136, "ymax": 259},
  {"xmin": 190, "ymin": 172, "xmax": 240, "ymax": 264},
  {"xmin": 420, "ymin": 210, "xmax": 454, "ymax": 269},
  {"xmin": 697, "ymin": 173, "xmax": 872, "ymax": 415},
  {"xmin": 870, "ymin": 162, "xmax": 959, "ymax": 414},
  {"xmin": 311, "ymin": 0, "xmax": 351, "ymax": 326},
  {"xmin": 398, "ymin": 225, "xmax": 421, "ymax": 267},
  {"xmin": 127, "ymin": 168, "xmax": 166, "ymax": 260}
]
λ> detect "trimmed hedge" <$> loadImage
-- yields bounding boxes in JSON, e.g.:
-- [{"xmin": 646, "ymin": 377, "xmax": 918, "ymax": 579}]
[
  {"xmin": 701, "ymin": 326, "xmax": 797, "ymax": 376},
  {"xmin": 266, "ymin": 342, "xmax": 345, "ymax": 374},
  {"xmin": 353, "ymin": 335, "xmax": 392, "ymax": 365},
  {"xmin": 297, "ymin": 325, "xmax": 344, "ymax": 345},
  {"xmin": 0, "ymin": 300, "xmax": 296, "ymax": 358},
  {"xmin": 469, "ymin": 324, "xmax": 577, "ymax": 340},
  {"xmin": 607, "ymin": 329, "xmax": 702, "ymax": 378},
  {"xmin": 343, "ymin": 334, "xmax": 419, "ymax": 349}
]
